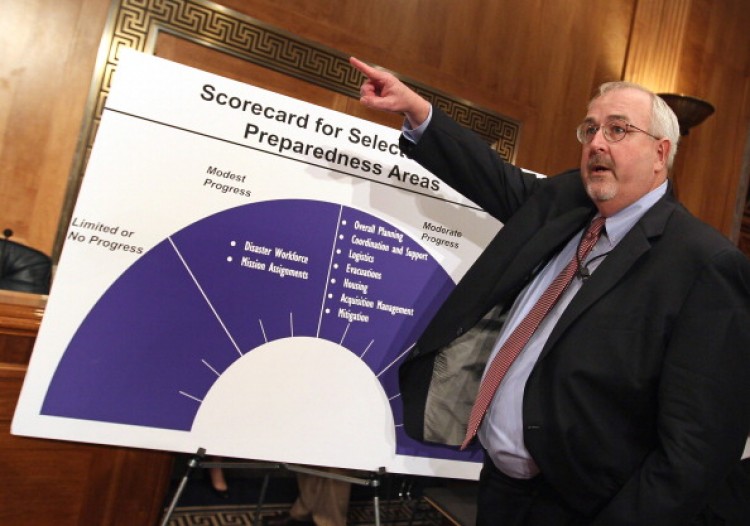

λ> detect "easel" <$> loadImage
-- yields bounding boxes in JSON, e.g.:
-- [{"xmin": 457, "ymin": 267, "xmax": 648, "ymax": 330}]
[{"xmin": 159, "ymin": 448, "xmax": 386, "ymax": 526}]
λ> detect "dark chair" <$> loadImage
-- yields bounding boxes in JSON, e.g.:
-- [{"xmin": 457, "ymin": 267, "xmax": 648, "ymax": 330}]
[{"xmin": 0, "ymin": 238, "xmax": 52, "ymax": 294}]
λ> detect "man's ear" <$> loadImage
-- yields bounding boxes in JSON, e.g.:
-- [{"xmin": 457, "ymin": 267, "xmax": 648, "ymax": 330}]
[{"xmin": 655, "ymin": 138, "xmax": 671, "ymax": 171}]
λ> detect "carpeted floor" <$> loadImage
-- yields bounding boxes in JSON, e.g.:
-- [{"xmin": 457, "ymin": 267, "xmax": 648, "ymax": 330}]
[
  {"xmin": 160, "ymin": 460, "xmax": 448, "ymax": 525},
  {"xmin": 165, "ymin": 500, "xmax": 443, "ymax": 525}
]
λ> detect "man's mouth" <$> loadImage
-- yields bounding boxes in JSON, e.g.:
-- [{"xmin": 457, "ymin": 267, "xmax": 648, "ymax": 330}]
[{"xmin": 587, "ymin": 156, "xmax": 613, "ymax": 175}]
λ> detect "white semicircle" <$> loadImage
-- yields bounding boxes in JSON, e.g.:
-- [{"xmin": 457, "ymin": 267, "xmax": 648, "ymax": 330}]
[{"xmin": 192, "ymin": 336, "xmax": 395, "ymax": 470}]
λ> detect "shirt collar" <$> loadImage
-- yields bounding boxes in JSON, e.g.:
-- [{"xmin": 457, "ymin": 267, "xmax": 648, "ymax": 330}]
[{"xmin": 599, "ymin": 180, "xmax": 668, "ymax": 247}]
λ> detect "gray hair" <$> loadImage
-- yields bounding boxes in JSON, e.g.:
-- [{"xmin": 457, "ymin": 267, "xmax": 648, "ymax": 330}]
[{"xmin": 592, "ymin": 81, "xmax": 680, "ymax": 170}]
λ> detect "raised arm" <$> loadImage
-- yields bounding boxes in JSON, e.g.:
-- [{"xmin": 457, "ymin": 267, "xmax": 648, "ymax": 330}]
[{"xmin": 349, "ymin": 57, "xmax": 431, "ymax": 129}]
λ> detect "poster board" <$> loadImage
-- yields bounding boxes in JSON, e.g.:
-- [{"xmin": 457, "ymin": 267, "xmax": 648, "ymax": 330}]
[{"xmin": 12, "ymin": 49, "xmax": 502, "ymax": 479}]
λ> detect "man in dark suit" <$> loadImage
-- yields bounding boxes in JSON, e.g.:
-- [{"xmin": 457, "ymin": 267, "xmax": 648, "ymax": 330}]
[{"xmin": 350, "ymin": 57, "xmax": 750, "ymax": 525}]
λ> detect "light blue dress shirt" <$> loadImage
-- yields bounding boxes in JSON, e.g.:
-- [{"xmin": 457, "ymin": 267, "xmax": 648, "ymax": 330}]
[{"xmin": 478, "ymin": 182, "xmax": 667, "ymax": 478}]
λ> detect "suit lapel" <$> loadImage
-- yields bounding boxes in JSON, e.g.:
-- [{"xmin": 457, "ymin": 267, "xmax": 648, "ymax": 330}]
[
  {"xmin": 417, "ymin": 203, "xmax": 595, "ymax": 353},
  {"xmin": 483, "ymin": 206, "xmax": 595, "ymax": 304},
  {"xmin": 539, "ymin": 193, "xmax": 678, "ymax": 360}
]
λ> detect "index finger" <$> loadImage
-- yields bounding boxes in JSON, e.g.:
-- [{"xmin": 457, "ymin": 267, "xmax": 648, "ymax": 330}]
[{"xmin": 349, "ymin": 57, "xmax": 383, "ymax": 81}]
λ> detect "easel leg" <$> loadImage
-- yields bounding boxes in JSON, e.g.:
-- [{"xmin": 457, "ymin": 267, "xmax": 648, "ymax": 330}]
[
  {"xmin": 159, "ymin": 447, "xmax": 206, "ymax": 526},
  {"xmin": 371, "ymin": 472, "xmax": 381, "ymax": 526},
  {"xmin": 254, "ymin": 472, "xmax": 271, "ymax": 525}
]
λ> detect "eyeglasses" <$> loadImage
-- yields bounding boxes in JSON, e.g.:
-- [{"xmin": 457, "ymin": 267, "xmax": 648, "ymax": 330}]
[{"xmin": 576, "ymin": 119, "xmax": 660, "ymax": 144}]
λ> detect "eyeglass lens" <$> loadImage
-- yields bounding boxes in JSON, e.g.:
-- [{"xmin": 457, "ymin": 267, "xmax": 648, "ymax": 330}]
[{"xmin": 577, "ymin": 120, "xmax": 630, "ymax": 144}]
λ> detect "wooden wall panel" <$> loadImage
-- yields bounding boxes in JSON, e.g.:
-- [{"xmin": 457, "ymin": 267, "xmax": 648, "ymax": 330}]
[
  {"xmin": 622, "ymin": 0, "xmax": 691, "ymax": 91},
  {"xmin": 672, "ymin": 0, "xmax": 750, "ymax": 236},
  {"xmin": 0, "ymin": 0, "xmax": 112, "ymax": 255},
  {"xmin": 0, "ymin": 291, "xmax": 45, "ymax": 365},
  {"xmin": 622, "ymin": 0, "xmax": 750, "ymax": 237}
]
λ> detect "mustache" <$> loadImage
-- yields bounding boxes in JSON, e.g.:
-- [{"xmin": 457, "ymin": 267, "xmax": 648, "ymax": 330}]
[{"xmin": 587, "ymin": 154, "xmax": 614, "ymax": 172}]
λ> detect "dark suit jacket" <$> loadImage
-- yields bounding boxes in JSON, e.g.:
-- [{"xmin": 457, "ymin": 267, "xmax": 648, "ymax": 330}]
[{"xmin": 398, "ymin": 108, "xmax": 750, "ymax": 525}]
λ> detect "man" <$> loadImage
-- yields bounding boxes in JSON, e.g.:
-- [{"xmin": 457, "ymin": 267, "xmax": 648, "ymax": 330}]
[{"xmin": 350, "ymin": 57, "xmax": 750, "ymax": 525}]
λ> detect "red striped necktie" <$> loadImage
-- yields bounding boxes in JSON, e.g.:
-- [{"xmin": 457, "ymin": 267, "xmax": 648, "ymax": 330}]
[{"xmin": 460, "ymin": 216, "xmax": 606, "ymax": 450}]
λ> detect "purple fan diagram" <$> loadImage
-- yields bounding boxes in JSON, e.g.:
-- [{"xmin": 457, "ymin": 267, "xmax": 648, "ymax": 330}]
[{"xmin": 42, "ymin": 199, "xmax": 481, "ymax": 464}]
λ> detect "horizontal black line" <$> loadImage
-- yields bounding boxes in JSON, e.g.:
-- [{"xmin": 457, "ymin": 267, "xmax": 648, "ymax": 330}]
[{"xmin": 103, "ymin": 106, "xmax": 483, "ymax": 211}]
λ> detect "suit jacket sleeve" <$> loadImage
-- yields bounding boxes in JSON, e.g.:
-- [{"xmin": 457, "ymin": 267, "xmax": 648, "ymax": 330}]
[{"xmin": 399, "ymin": 106, "xmax": 540, "ymax": 222}]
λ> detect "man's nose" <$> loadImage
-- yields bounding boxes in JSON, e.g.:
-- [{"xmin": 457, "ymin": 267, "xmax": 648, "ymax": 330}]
[{"xmin": 588, "ymin": 126, "xmax": 608, "ymax": 149}]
